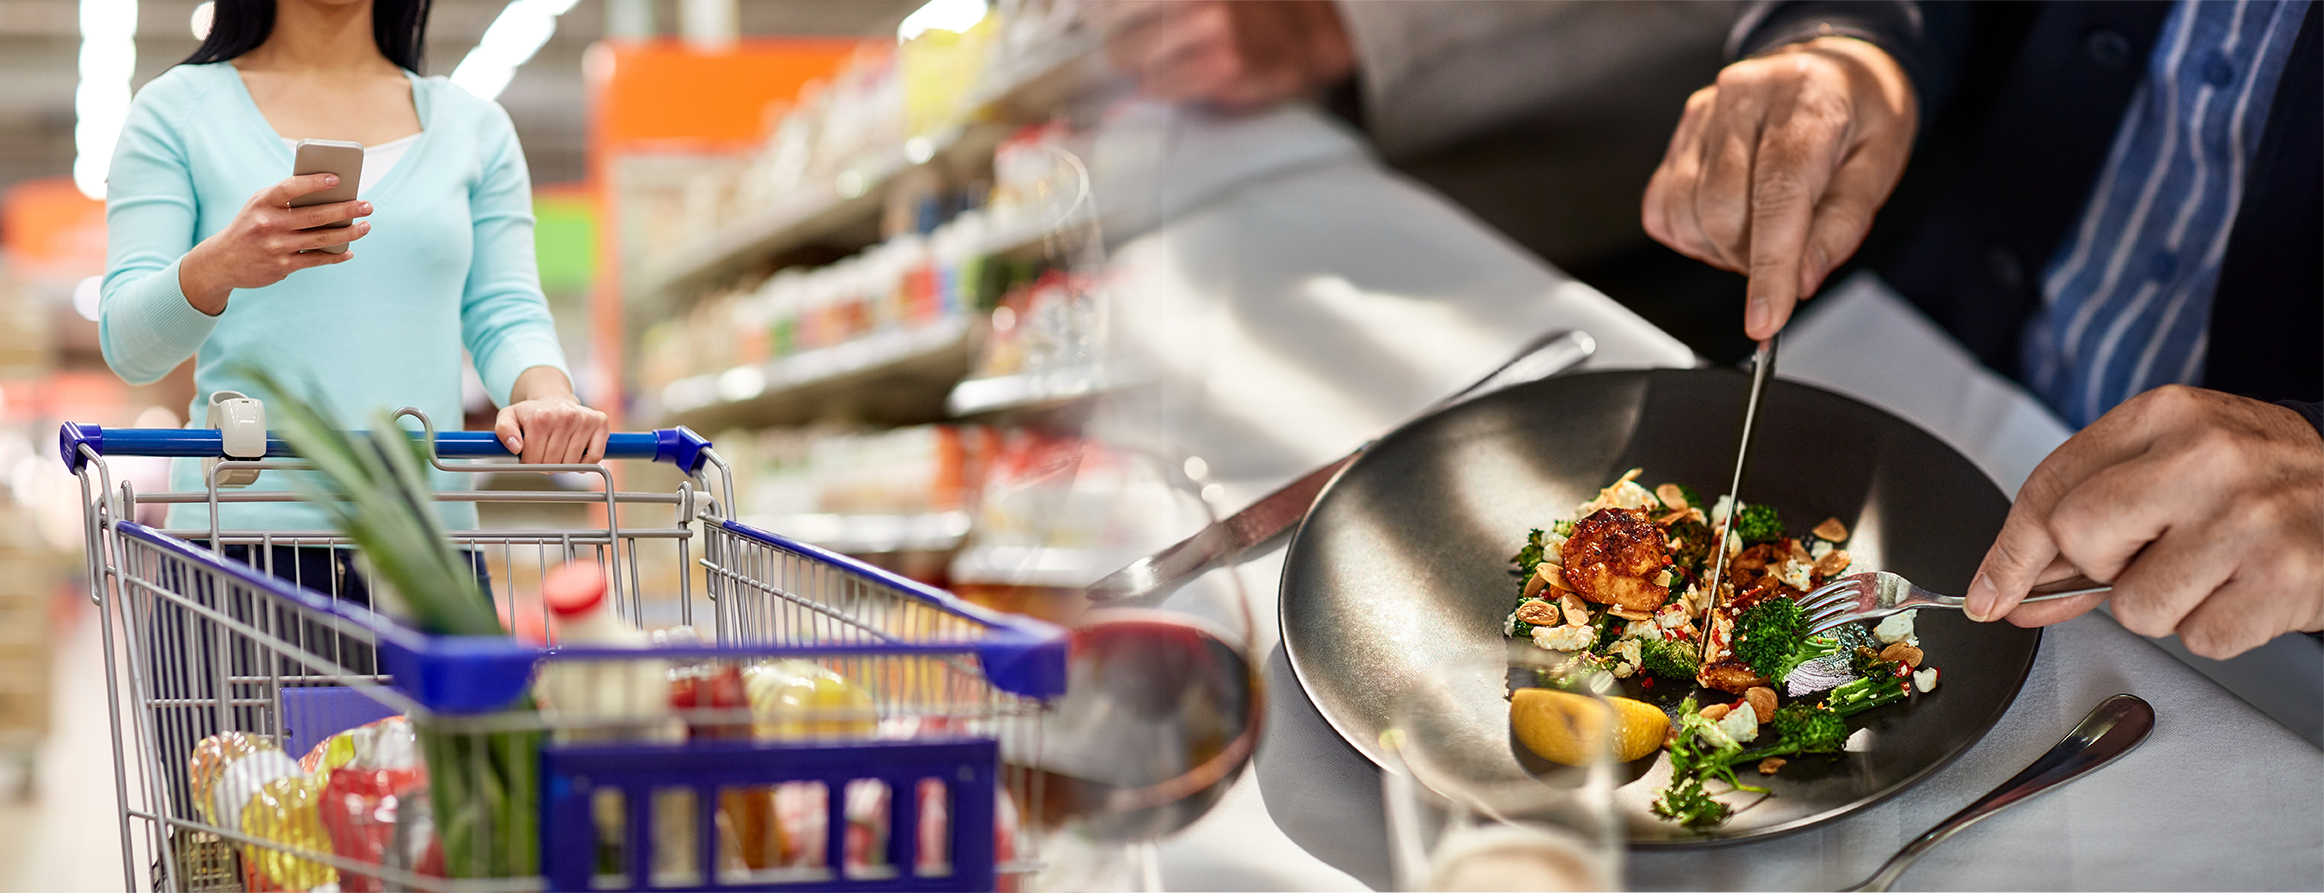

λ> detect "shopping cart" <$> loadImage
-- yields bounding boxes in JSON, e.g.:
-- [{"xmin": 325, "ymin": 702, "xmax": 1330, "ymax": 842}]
[{"xmin": 62, "ymin": 410, "xmax": 1065, "ymax": 892}]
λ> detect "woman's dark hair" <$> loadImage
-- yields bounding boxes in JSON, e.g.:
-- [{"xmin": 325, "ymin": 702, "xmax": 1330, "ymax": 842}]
[{"xmin": 182, "ymin": 0, "xmax": 432, "ymax": 72}]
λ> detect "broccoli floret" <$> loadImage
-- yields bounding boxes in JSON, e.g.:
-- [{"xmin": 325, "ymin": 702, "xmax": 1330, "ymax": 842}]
[
  {"xmin": 1510, "ymin": 528, "xmax": 1550, "ymax": 581},
  {"xmin": 1734, "ymin": 598, "xmax": 1807, "ymax": 680},
  {"xmin": 1638, "ymin": 636, "xmax": 1701, "ymax": 680},
  {"xmin": 1549, "ymin": 518, "xmax": 1577, "ymax": 538},
  {"xmin": 1736, "ymin": 503, "xmax": 1785, "ymax": 544},
  {"xmin": 1849, "ymin": 645, "xmax": 1898, "ymax": 679},
  {"xmin": 1666, "ymin": 518, "xmax": 1712, "ymax": 575},
  {"xmin": 1769, "ymin": 702, "xmax": 1847, "ymax": 753},
  {"xmin": 1652, "ymin": 773, "xmax": 1732, "ymax": 828}
]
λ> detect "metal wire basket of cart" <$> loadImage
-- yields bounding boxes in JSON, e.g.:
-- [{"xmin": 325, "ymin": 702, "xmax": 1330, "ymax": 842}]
[{"xmin": 62, "ymin": 412, "xmax": 1065, "ymax": 892}]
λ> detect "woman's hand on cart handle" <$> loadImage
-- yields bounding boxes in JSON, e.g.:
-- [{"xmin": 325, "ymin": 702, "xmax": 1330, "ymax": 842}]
[
  {"xmin": 178, "ymin": 174, "xmax": 373, "ymax": 315},
  {"xmin": 497, "ymin": 367, "xmax": 610, "ymax": 465}
]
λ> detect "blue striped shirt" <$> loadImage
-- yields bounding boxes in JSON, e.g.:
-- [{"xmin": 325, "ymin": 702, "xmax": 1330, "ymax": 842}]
[{"xmin": 2022, "ymin": 0, "xmax": 2310, "ymax": 428}]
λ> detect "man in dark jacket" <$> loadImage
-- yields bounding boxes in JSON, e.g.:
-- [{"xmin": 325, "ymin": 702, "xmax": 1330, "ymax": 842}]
[{"xmin": 1642, "ymin": 1, "xmax": 2323, "ymax": 658}]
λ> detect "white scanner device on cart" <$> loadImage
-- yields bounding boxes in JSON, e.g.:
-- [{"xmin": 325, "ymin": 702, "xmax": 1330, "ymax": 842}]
[{"xmin": 204, "ymin": 390, "xmax": 265, "ymax": 488}]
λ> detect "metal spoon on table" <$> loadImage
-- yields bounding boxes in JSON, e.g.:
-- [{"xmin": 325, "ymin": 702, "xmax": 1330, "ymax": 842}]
[{"xmin": 1843, "ymin": 693, "xmax": 2156, "ymax": 892}]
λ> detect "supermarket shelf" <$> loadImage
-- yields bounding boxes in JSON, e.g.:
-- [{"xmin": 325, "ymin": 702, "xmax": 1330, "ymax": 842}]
[
  {"xmin": 627, "ymin": 36, "xmax": 1112, "ymax": 316},
  {"xmin": 656, "ymin": 317, "xmax": 979, "ymax": 430},
  {"xmin": 946, "ymin": 362, "xmax": 1119, "ymax": 417},
  {"xmin": 949, "ymin": 543, "xmax": 1127, "ymax": 588},
  {"xmin": 741, "ymin": 511, "xmax": 973, "ymax": 554}
]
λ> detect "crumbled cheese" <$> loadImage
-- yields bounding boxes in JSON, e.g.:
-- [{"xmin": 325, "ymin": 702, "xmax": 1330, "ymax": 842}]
[
  {"xmin": 1779, "ymin": 559, "xmax": 1813, "ymax": 591},
  {"xmin": 1606, "ymin": 480, "xmax": 1655, "ymax": 510},
  {"xmin": 1655, "ymin": 603, "xmax": 1690, "ymax": 629},
  {"xmin": 1874, "ymin": 610, "xmax": 1919, "ymax": 646},
  {"xmin": 1715, "ymin": 701, "xmax": 1759, "ymax": 743},
  {"xmin": 1914, "ymin": 667, "xmax": 1940, "ymax": 693},
  {"xmin": 1624, "ymin": 619, "xmax": 1660, "ymax": 640},
  {"xmin": 1533, "ymin": 624, "xmax": 1596, "ymax": 652},
  {"xmin": 1710, "ymin": 495, "xmax": 1734, "ymax": 527},
  {"xmin": 1725, "ymin": 530, "xmax": 1743, "ymax": 557},
  {"xmin": 1504, "ymin": 611, "xmax": 1517, "ymax": 637},
  {"xmin": 1809, "ymin": 539, "xmax": 1834, "ymax": 561},
  {"xmin": 1614, "ymin": 637, "xmax": 1644, "ymax": 667},
  {"xmin": 1611, "ymin": 661, "xmax": 1636, "ymax": 678}
]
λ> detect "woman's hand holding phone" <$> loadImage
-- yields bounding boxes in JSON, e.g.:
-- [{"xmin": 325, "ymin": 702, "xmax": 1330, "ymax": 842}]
[{"xmin": 177, "ymin": 174, "xmax": 372, "ymax": 315}]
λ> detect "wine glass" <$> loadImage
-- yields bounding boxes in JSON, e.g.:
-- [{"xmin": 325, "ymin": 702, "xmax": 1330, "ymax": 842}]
[
  {"xmin": 1382, "ymin": 647, "xmax": 1624, "ymax": 892},
  {"xmin": 949, "ymin": 432, "xmax": 1261, "ymax": 892}
]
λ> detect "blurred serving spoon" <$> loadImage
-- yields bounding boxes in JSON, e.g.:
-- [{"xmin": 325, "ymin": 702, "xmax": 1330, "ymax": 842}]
[
  {"xmin": 1843, "ymin": 693, "xmax": 2155, "ymax": 892},
  {"xmin": 1087, "ymin": 329, "xmax": 1597, "ymax": 606}
]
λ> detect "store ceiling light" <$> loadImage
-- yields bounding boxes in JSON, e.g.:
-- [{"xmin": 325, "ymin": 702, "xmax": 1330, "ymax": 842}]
[
  {"xmin": 73, "ymin": 0, "xmax": 139, "ymax": 199},
  {"xmin": 897, "ymin": 0, "xmax": 986, "ymax": 42},
  {"xmin": 449, "ymin": 0, "xmax": 581, "ymax": 101}
]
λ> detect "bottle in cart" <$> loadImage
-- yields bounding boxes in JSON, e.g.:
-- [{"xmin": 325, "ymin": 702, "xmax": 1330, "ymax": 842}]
[{"xmin": 534, "ymin": 561, "xmax": 678, "ymax": 742}]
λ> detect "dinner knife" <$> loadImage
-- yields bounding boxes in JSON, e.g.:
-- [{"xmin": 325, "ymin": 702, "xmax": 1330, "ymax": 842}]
[
  {"xmin": 1696, "ymin": 335, "xmax": 1779, "ymax": 648},
  {"xmin": 1087, "ymin": 329, "xmax": 1598, "ymax": 606}
]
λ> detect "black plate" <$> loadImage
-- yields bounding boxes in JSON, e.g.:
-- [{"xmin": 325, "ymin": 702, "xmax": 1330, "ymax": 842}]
[{"xmin": 1278, "ymin": 368, "xmax": 2041, "ymax": 846}]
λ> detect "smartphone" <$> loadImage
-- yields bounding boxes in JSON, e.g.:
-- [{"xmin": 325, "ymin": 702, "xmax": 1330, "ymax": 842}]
[{"xmin": 290, "ymin": 139, "xmax": 363, "ymax": 255}]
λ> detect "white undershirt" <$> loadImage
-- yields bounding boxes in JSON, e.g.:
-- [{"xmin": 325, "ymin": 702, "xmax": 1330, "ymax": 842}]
[{"xmin": 283, "ymin": 133, "xmax": 419, "ymax": 196}]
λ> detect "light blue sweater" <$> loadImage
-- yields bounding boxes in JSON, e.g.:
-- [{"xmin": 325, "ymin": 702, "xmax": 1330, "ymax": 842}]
[{"xmin": 101, "ymin": 63, "xmax": 570, "ymax": 532}]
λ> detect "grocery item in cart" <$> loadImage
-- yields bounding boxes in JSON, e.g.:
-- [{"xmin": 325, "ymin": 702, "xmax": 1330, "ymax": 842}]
[
  {"xmin": 300, "ymin": 716, "xmax": 426, "ymax": 891},
  {"xmin": 742, "ymin": 659, "xmax": 878, "ymax": 740},
  {"xmin": 534, "ymin": 560, "xmax": 677, "ymax": 741},
  {"xmin": 241, "ymin": 770, "xmax": 337, "ymax": 890},
  {"xmin": 196, "ymin": 736, "xmax": 301, "ymax": 835}
]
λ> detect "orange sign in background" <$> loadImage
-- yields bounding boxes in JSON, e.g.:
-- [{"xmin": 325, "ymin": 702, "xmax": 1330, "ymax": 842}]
[
  {"xmin": 1, "ymin": 178, "xmax": 107, "ymax": 283},
  {"xmin": 588, "ymin": 38, "xmax": 859, "ymax": 153}
]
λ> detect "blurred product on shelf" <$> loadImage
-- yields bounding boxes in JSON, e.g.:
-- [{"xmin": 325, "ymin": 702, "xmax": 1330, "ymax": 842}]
[
  {"xmin": 949, "ymin": 430, "xmax": 1184, "ymax": 591},
  {"xmin": 971, "ymin": 268, "xmax": 1100, "ymax": 382},
  {"xmin": 642, "ymin": 209, "xmax": 1029, "ymax": 418},
  {"xmin": 717, "ymin": 424, "xmax": 992, "ymax": 558},
  {"xmin": 674, "ymin": 1, "xmax": 1096, "ymax": 252},
  {"xmin": 0, "ymin": 493, "xmax": 52, "ymax": 785}
]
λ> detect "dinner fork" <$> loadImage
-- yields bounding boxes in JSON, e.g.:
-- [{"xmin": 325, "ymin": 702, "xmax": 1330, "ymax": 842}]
[{"xmin": 1798, "ymin": 571, "xmax": 2114, "ymax": 636}]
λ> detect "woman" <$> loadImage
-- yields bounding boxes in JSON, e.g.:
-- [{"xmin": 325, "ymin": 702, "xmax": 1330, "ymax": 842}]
[
  {"xmin": 99, "ymin": 0, "xmax": 606, "ymax": 821},
  {"xmin": 101, "ymin": 0, "xmax": 607, "ymax": 540}
]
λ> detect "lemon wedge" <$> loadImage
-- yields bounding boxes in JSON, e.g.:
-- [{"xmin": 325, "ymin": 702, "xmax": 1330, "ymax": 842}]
[{"xmin": 1511, "ymin": 689, "xmax": 1670, "ymax": 764}]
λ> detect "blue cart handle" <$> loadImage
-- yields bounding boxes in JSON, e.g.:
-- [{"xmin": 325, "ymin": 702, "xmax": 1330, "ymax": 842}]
[{"xmin": 59, "ymin": 422, "xmax": 713, "ymax": 476}]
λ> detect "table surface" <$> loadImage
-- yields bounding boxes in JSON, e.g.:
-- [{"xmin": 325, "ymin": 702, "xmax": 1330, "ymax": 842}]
[{"xmin": 1103, "ymin": 106, "xmax": 2324, "ymax": 892}]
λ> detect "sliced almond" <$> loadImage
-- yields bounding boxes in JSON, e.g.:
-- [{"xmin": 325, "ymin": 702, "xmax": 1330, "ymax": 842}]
[
  {"xmin": 1608, "ymin": 606, "xmax": 1653, "ymax": 621},
  {"xmin": 1544, "ymin": 564, "xmax": 1574, "ymax": 593},
  {"xmin": 1788, "ymin": 539, "xmax": 1813, "ymax": 565},
  {"xmin": 1522, "ymin": 565, "xmax": 1553, "ymax": 600},
  {"xmin": 1558, "ymin": 592, "xmax": 1592, "ymax": 626},
  {"xmin": 1656, "ymin": 509, "xmax": 1689, "ymax": 525},
  {"xmin": 1655, "ymin": 483, "xmax": 1690, "ymax": 511},
  {"xmin": 1515, "ymin": 600, "xmax": 1560, "ymax": 627},
  {"xmin": 1744, "ymin": 686, "xmax": 1778, "ymax": 719},
  {"xmin": 1757, "ymin": 757, "xmax": 1788, "ymax": 775},
  {"xmin": 1814, "ymin": 549, "xmax": 1852, "ymax": 577},
  {"xmin": 1814, "ymin": 517, "xmax": 1850, "ymax": 542},
  {"xmin": 1699, "ymin": 703, "xmax": 1731, "ymax": 722},
  {"xmin": 1881, "ymin": 642, "xmax": 1924, "ymax": 668}
]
